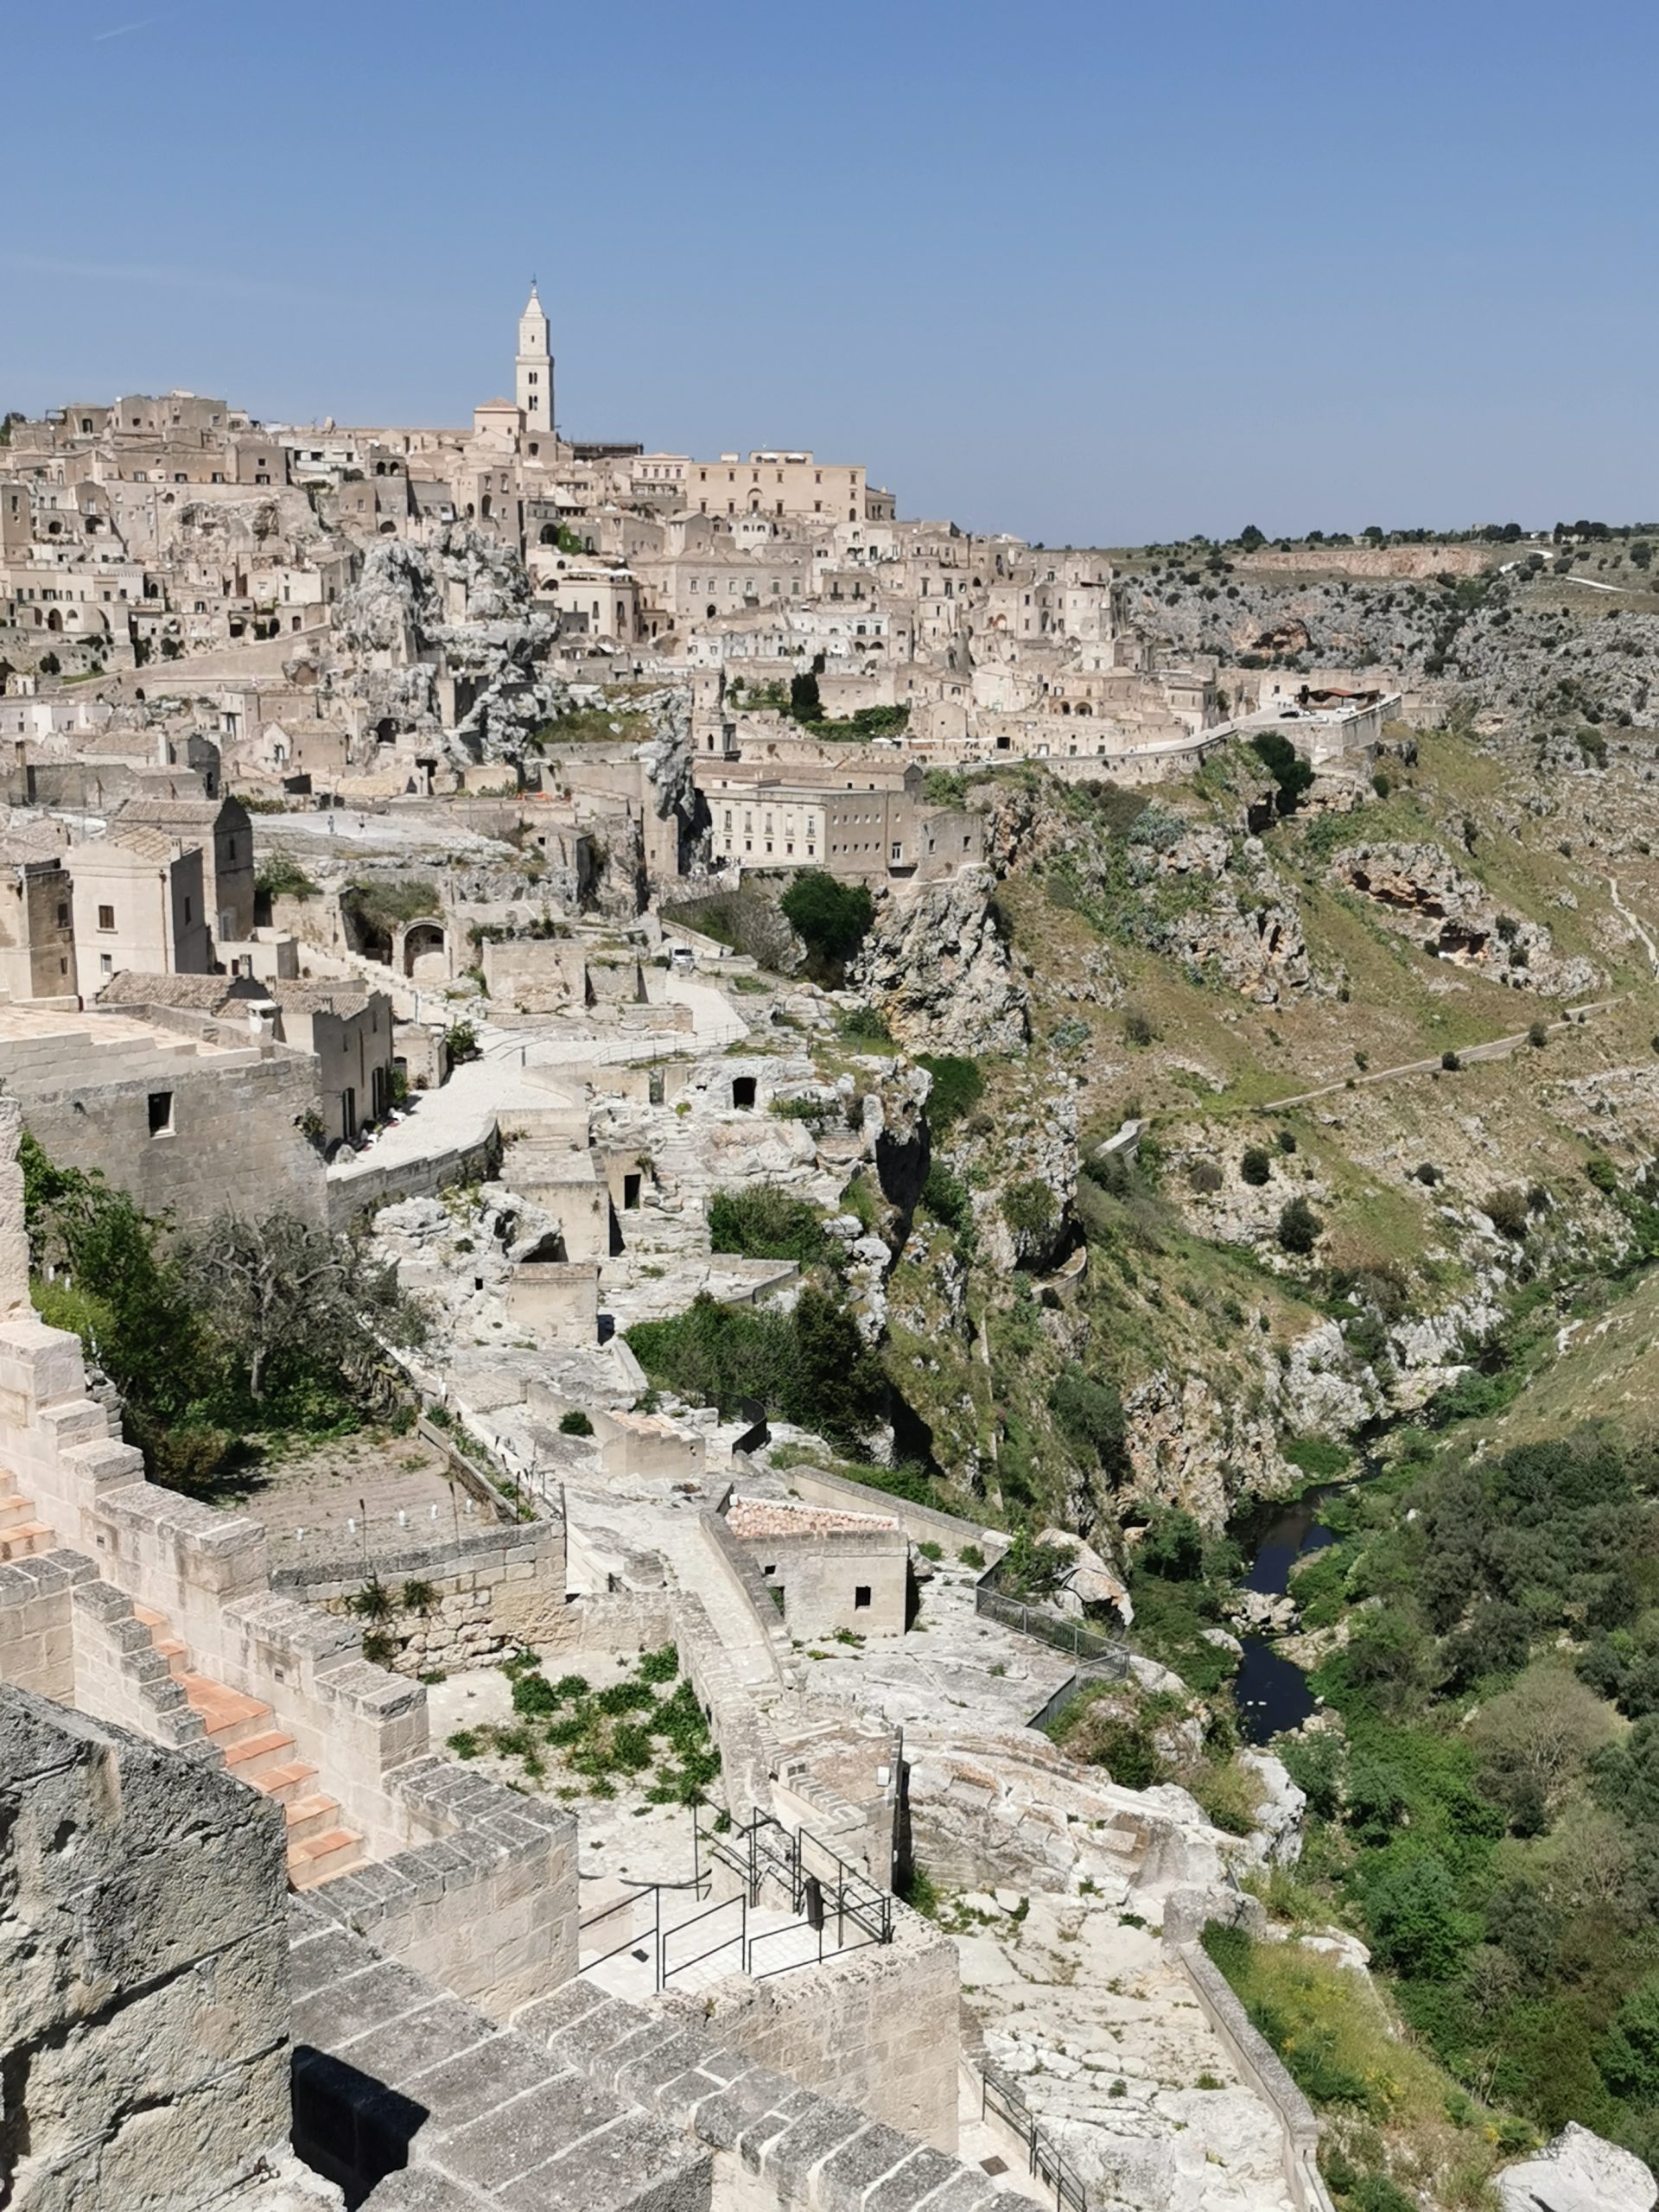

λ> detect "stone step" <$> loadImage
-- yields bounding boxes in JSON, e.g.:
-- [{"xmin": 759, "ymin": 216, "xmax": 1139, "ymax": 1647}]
[
  {"xmin": 224, "ymin": 1727, "xmax": 303, "ymax": 1783},
  {"xmin": 178, "ymin": 1673, "xmax": 274, "ymax": 1749},
  {"xmin": 153, "ymin": 1636, "xmax": 188, "ymax": 1674},
  {"xmin": 0, "ymin": 1522, "xmax": 52, "ymax": 1561},
  {"xmin": 283, "ymin": 1793, "xmax": 345, "ymax": 1846},
  {"xmin": 0, "ymin": 1496, "xmax": 35, "ymax": 1529},
  {"xmin": 248, "ymin": 1758, "xmax": 321, "ymax": 1808},
  {"xmin": 288, "ymin": 1827, "xmax": 365, "ymax": 1888},
  {"xmin": 133, "ymin": 1604, "xmax": 167, "ymax": 1628}
]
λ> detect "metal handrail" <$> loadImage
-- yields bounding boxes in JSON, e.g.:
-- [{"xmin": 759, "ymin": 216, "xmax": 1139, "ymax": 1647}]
[
  {"xmin": 659, "ymin": 1891, "xmax": 747, "ymax": 1987},
  {"xmin": 982, "ymin": 2061, "xmax": 1090, "ymax": 2212}
]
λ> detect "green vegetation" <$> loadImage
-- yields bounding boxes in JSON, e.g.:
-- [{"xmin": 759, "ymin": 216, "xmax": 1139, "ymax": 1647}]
[
  {"xmin": 22, "ymin": 1135, "xmax": 424, "ymax": 1498},
  {"xmin": 451, "ymin": 1644, "xmax": 719, "ymax": 1803},
  {"xmin": 626, "ymin": 1288, "xmax": 883, "ymax": 1451},
  {"xmin": 1255, "ymin": 1427, "xmax": 1659, "ymax": 2172},
  {"xmin": 707, "ymin": 1185, "xmax": 836, "ymax": 1267},
  {"xmin": 780, "ymin": 870, "xmax": 874, "ymax": 980},
  {"xmin": 254, "ymin": 854, "xmax": 319, "ymax": 902},
  {"xmin": 1249, "ymin": 729, "xmax": 1315, "ymax": 813},
  {"xmin": 916, "ymin": 1052, "xmax": 985, "ymax": 1134},
  {"xmin": 557, "ymin": 1408, "xmax": 594, "ymax": 1436},
  {"xmin": 1200, "ymin": 1922, "xmax": 1522, "ymax": 2206}
]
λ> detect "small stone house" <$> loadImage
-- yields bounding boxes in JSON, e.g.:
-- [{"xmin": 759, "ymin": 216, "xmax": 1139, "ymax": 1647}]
[{"xmin": 723, "ymin": 1494, "xmax": 910, "ymax": 1639}]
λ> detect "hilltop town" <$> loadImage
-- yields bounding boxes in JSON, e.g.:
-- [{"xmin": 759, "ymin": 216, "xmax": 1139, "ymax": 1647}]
[{"xmin": 5, "ymin": 298, "xmax": 1659, "ymax": 2212}]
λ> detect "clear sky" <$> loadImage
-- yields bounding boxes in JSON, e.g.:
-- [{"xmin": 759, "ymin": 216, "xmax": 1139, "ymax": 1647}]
[{"xmin": 4, "ymin": 0, "xmax": 1656, "ymax": 546}]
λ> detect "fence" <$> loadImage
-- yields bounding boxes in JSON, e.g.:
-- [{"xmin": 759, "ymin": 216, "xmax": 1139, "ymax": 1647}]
[
  {"xmin": 576, "ymin": 1810, "xmax": 894, "ymax": 1995},
  {"xmin": 974, "ymin": 1577, "xmax": 1130, "ymax": 1677},
  {"xmin": 980, "ymin": 2060, "xmax": 1090, "ymax": 2212}
]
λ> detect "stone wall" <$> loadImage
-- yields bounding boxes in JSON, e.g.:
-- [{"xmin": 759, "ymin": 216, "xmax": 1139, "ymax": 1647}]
[
  {"xmin": 0, "ymin": 1544, "xmax": 84, "ymax": 1703},
  {"xmin": 326, "ymin": 1123, "xmax": 501, "ymax": 1226},
  {"xmin": 660, "ymin": 1918, "xmax": 961, "ymax": 2152},
  {"xmin": 7, "ymin": 1027, "xmax": 325, "ymax": 1225},
  {"xmin": 515, "ymin": 1978, "xmax": 1034, "ymax": 2212},
  {"xmin": 319, "ymin": 1754, "xmax": 579, "ymax": 2021},
  {"xmin": 735, "ymin": 1528, "xmax": 909, "ymax": 1643},
  {"xmin": 272, "ymin": 1514, "xmax": 569, "ymax": 1675},
  {"xmin": 0, "ymin": 1685, "xmax": 295, "ymax": 2212},
  {"xmin": 1161, "ymin": 1891, "xmax": 1336, "ymax": 2212}
]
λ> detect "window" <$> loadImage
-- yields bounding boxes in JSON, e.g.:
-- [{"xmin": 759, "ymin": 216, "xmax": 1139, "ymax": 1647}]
[
  {"xmin": 55, "ymin": 903, "xmax": 67, "ymax": 927},
  {"xmin": 148, "ymin": 1090, "xmax": 173, "ymax": 1136},
  {"xmin": 97, "ymin": 904, "xmax": 114, "ymax": 931},
  {"xmin": 854, "ymin": 1586, "xmax": 872, "ymax": 1610},
  {"xmin": 99, "ymin": 952, "xmax": 112, "ymax": 976}
]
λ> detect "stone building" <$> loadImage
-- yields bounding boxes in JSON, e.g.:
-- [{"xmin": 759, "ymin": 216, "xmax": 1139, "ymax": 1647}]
[{"xmin": 69, "ymin": 823, "xmax": 212, "ymax": 986}]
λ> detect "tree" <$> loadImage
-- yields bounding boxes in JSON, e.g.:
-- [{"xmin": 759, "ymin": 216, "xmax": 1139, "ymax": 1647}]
[
  {"xmin": 1276, "ymin": 1196, "xmax": 1322, "ymax": 1255},
  {"xmin": 1470, "ymin": 1662, "xmax": 1618, "ymax": 1815},
  {"xmin": 1240, "ymin": 1146, "xmax": 1272, "ymax": 1187},
  {"xmin": 1249, "ymin": 730, "xmax": 1314, "ymax": 814},
  {"xmin": 1599, "ymin": 1974, "xmax": 1659, "ymax": 2103},
  {"xmin": 788, "ymin": 671, "xmax": 823, "ymax": 721},
  {"xmin": 178, "ymin": 1211, "xmax": 424, "ymax": 1405},
  {"xmin": 1363, "ymin": 1851, "xmax": 1478, "ymax": 1980},
  {"xmin": 38, "ymin": 652, "xmax": 60, "ymax": 677},
  {"xmin": 780, "ymin": 870, "xmax": 874, "ymax": 975}
]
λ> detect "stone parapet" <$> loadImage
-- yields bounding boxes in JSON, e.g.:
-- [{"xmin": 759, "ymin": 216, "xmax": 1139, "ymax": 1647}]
[{"xmin": 514, "ymin": 1978, "xmax": 1031, "ymax": 2212}]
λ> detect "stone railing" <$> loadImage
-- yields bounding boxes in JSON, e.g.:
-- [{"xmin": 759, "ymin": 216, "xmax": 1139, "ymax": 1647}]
[{"xmin": 1162, "ymin": 1891, "xmax": 1336, "ymax": 2212}]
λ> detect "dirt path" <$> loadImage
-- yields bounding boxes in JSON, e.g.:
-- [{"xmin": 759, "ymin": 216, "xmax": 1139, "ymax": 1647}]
[
  {"xmin": 1610, "ymin": 876, "xmax": 1659, "ymax": 977},
  {"xmin": 1262, "ymin": 1000, "xmax": 1616, "ymax": 1112}
]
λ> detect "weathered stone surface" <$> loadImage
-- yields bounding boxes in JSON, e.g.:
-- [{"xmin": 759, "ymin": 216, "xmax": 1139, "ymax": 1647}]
[
  {"xmin": 853, "ymin": 871, "xmax": 1029, "ymax": 1054},
  {"xmin": 0, "ymin": 1686, "xmax": 290, "ymax": 2212},
  {"xmin": 1496, "ymin": 2121, "xmax": 1657, "ymax": 2212}
]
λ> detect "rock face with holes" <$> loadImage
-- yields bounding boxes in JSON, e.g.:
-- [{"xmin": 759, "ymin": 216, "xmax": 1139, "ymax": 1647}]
[
  {"xmin": 0, "ymin": 1684, "xmax": 301, "ymax": 2212},
  {"xmin": 1328, "ymin": 841, "xmax": 1599, "ymax": 995}
]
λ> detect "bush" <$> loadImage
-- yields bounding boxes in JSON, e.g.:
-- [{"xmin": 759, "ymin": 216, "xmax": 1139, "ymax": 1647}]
[
  {"xmin": 1528, "ymin": 1020, "xmax": 1548, "ymax": 1048},
  {"xmin": 1277, "ymin": 1196, "xmax": 1323, "ymax": 1255},
  {"xmin": 626, "ymin": 1287, "xmax": 883, "ymax": 1451},
  {"xmin": 558, "ymin": 1408, "xmax": 594, "ymax": 1436},
  {"xmin": 1250, "ymin": 729, "xmax": 1315, "ymax": 812},
  {"xmin": 838, "ymin": 1003, "xmax": 892, "ymax": 1045},
  {"xmin": 921, "ymin": 1160, "xmax": 972, "ymax": 1235},
  {"xmin": 780, "ymin": 870, "xmax": 874, "ymax": 973},
  {"xmin": 1049, "ymin": 1370, "xmax": 1127, "ymax": 1477},
  {"xmin": 1123, "ymin": 1005, "xmax": 1156, "ymax": 1047},
  {"xmin": 1441, "ymin": 1049, "xmax": 1461, "ymax": 1072},
  {"xmin": 1001, "ymin": 1178, "xmax": 1057, "ymax": 1237},
  {"xmin": 917, "ymin": 1052, "xmax": 984, "ymax": 1134},
  {"xmin": 1482, "ymin": 1187, "xmax": 1530, "ymax": 1239},
  {"xmin": 708, "ymin": 1185, "xmax": 832, "ymax": 1266},
  {"xmin": 1189, "ymin": 1159, "xmax": 1224, "ymax": 1194},
  {"xmin": 1241, "ymin": 1146, "xmax": 1272, "ymax": 1187}
]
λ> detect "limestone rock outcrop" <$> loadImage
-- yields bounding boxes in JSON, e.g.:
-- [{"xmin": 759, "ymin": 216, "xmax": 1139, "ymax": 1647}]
[
  {"xmin": 1496, "ymin": 2123, "xmax": 1657, "ymax": 2212},
  {"xmin": 1329, "ymin": 840, "xmax": 1599, "ymax": 995},
  {"xmin": 853, "ymin": 869, "xmax": 1030, "ymax": 1053}
]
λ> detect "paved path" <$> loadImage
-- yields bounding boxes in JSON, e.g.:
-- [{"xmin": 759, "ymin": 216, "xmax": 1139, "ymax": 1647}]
[{"xmin": 1262, "ymin": 999, "xmax": 1616, "ymax": 1112}]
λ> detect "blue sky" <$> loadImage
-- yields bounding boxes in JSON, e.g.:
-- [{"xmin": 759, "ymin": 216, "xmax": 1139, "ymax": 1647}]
[{"xmin": 3, "ymin": 0, "xmax": 1656, "ymax": 544}]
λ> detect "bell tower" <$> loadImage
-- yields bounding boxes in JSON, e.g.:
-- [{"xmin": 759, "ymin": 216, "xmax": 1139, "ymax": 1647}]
[{"xmin": 515, "ymin": 280, "xmax": 553, "ymax": 431}]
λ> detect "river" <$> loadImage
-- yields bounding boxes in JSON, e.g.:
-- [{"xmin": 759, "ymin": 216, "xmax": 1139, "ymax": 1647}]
[{"xmin": 1230, "ymin": 1484, "xmax": 1342, "ymax": 1745}]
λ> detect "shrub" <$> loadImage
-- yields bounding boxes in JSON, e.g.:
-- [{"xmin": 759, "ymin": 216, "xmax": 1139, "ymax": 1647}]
[
  {"xmin": 400, "ymin": 1579, "xmax": 437, "ymax": 1613},
  {"xmin": 558, "ymin": 1408, "xmax": 594, "ymax": 1435},
  {"xmin": 1276, "ymin": 1128, "xmax": 1297, "ymax": 1154},
  {"xmin": 512, "ymin": 1670, "xmax": 560, "ymax": 1717},
  {"xmin": 1001, "ymin": 1178, "xmax": 1057, "ymax": 1237},
  {"xmin": 1528, "ymin": 1020, "xmax": 1548, "ymax": 1048},
  {"xmin": 707, "ymin": 1185, "xmax": 831, "ymax": 1266},
  {"xmin": 1586, "ymin": 1156, "xmax": 1620, "ymax": 1196},
  {"xmin": 1188, "ymin": 1160, "xmax": 1224, "ymax": 1194},
  {"xmin": 1123, "ymin": 1005, "xmax": 1156, "ymax": 1047},
  {"xmin": 780, "ymin": 870, "xmax": 874, "ymax": 973},
  {"xmin": 921, "ymin": 1160, "xmax": 972, "ymax": 1235},
  {"xmin": 1250, "ymin": 729, "xmax": 1315, "ymax": 812},
  {"xmin": 637, "ymin": 1643, "xmax": 679, "ymax": 1683},
  {"xmin": 917, "ymin": 1052, "xmax": 984, "ymax": 1134},
  {"xmin": 1049, "ymin": 1370, "xmax": 1127, "ymax": 1477},
  {"xmin": 1482, "ymin": 1187, "xmax": 1530, "ymax": 1239},
  {"xmin": 838, "ymin": 1003, "xmax": 892, "ymax": 1045},
  {"xmin": 1441, "ymin": 1049, "xmax": 1461, "ymax": 1071},
  {"xmin": 958, "ymin": 1544, "xmax": 985, "ymax": 1569},
  {"xmin": 1241, "ymin": 1146, "xmax": 1272, "ymax": 1187},
  {"xmin": 1276, "ymin": 1196, "xmax": 1323, "ymax": 1255}
]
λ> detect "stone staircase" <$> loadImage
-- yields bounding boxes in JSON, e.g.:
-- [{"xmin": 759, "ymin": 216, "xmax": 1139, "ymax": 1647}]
[
  {"xmin": 0, "ymin": 1467, "xmax": 54, "ymax": 1564},
  {"xmin": 131, "ymin": 1603, "xmax": 366, "ymax": 1889}
]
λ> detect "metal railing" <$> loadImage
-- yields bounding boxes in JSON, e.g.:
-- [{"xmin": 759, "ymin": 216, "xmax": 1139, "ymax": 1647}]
[
  {"xmin": 974, "ymin": 1573, "xmax": 1130, "ymax": 1679},
  {"xmin": 981, "ymin": 2060, "xmax": 1090, "ymax": 2212}
]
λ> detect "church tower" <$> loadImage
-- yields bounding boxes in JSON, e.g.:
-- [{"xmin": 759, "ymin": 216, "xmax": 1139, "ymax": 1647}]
[{"xmin": 515, "ymin": 281, "xmax": 553, "ymax": 430}]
